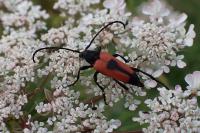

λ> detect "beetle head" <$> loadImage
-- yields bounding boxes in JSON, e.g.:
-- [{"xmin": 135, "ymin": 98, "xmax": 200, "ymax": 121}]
[{"xmin": 79, "ymin": 48, "xmax": 101, "ymax": 65}]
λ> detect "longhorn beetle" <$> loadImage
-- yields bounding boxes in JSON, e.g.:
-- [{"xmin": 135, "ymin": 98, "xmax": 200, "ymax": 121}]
[{"xmin": 32, "ymin": 21, "xmax": 169, "ymax": 104}]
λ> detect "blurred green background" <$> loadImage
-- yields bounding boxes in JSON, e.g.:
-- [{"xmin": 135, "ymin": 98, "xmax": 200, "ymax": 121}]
[{"xmin": 30, "ymin": 0, "xmax": 200, "ymax": 131}]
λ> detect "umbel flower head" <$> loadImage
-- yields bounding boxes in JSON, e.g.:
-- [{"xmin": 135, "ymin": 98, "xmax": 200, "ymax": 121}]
[
  {"xmin": 133, "ymin": 71, "xmax": 200, "ymax": 132},
  {"xmin": 0, "ymin": 0, "xmax": 198, "ymax": 132},
  {"xmin": 127, "ymin": 0, "xmax": 195, "ymax": 78}
]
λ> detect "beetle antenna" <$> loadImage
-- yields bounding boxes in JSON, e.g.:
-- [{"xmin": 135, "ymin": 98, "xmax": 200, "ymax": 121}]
[
  {"xmin": 85, "ymin": 21, "xmax": 126, "ymax": 50},
  {"xmin": 32, "ymin": 46, "xmax": 80, "ymax": 63},
  {"xmin": 133, "ymin": 68, "xmax": 169, "ymax": 89}
]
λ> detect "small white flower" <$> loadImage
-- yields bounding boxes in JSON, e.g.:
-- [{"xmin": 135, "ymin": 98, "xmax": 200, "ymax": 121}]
[
  {"xmin": 103, "ymin": 0, "xmax": 126, "ymax": 14},
  {"xmin": 128, "ymin": 104, "xmax": 137, "ymax": 111},
  {"xmin": 170, "ymin": 111, "xmax": 179, "ymax": 121},
  {"xmin": 183, "ymin": 24, "xmax": 196, "ymax": 47},
  {"xmin": 185, "ymin": 71, "xmax": 200, "ymax": 91},
  {"xmin": 141, "ymin": 0, "xmax": 170, "ymax": 23},
  {"xmin": 144, "ymin": 79, "xmax": 157, "ymax": 88},
  {"xmin": 169, "ymin": 13, "xmax": 187, "ymax": 28}
]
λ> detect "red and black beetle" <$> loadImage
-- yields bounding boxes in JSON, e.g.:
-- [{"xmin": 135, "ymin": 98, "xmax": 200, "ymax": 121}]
[{"xmin": 32, "ymin": 21, "xmax": 168, "ymax": 104}]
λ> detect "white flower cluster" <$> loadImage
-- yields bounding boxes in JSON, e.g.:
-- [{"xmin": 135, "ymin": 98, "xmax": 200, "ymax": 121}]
[
  {"xmin": 24, "ymin": 78, "xmax": 121, "ymax": 133},
  {"xmin": 0, "ymin": 0, "xmax": 48, "ymax": 131},
  {"xmin": 92, "ymin": 73, "xmax": 145, "ymax": 110},
  {"xmin": 0, "ymin": 0, "xmax": 197, "ymax": 132},
  {"xmin": 41, "ymin": 27, "xmax": 68, "ymax": 46},
  {"xmin": 54, "ymin": 0, "xmax": 100, "ymax": 16},
  {"xmin": 133, "ymin": 71, "xmax": 200, "ymax": 132},
  {"xmin": 0, "ymin": 0, "xmax": 49, "ymax": 34},
  {"xmin": 34, "ymin": 0, "xmax": 132, "ymax": 111},
  {"xmin": 85, "ymin": 0, "xmax": 195, "ymax": 110},
  {"xmin": 127, "ymin": 0, "xmax": 196, "ymax": 78},
  {"xmin": 24, "ymin": 110, "xmax": 121, "ymax": 133},
  {"xmin": 0, "ymin": 93, "xmax": 27, "ymax": 121}
]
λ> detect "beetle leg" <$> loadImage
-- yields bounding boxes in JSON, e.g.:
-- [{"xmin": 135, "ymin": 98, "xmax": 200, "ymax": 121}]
[
  {"xmin": 113, "ymin": 53, "xmax": 130, "ymax": 63},
  {"xmin": 93, "ymin": 71, "xmax": 108, "ymax": 105},
  {"xmin": 68, "ymin": 65, "xmax": 91, "ymax": 87},
  {"xmin": 114, "ymin": 79, "xmax": 137, "ymax": 96},
  {"xmin": 114, "ymin": 79, "xmax": 129, "ymax": 91}
]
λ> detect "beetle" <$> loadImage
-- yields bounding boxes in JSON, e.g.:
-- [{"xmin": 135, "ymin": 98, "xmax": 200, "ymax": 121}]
[{"xmin": 32, "ymin": 21, "xmax": 169, "ymax": 104}]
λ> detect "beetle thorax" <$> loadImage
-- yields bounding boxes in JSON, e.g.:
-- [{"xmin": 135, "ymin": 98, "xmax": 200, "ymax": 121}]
[{"xmin": 79, "ymin": 50, "xmax": 100, "ymax": 65}]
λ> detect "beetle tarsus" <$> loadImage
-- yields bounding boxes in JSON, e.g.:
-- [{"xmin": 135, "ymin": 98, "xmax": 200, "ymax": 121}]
[{"xmin": 114, "ymin": 79, "xmax": 129, "ymax": 90}]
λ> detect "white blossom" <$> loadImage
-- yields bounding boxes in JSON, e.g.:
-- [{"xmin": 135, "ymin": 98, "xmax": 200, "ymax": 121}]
[
  {"xmin": 184, "ymin": 71, "xmax": 200, "ymax": 96},
  {"xmin": 54, "ymin": 0, "xmax": 100, "ymax": 16},
  {"xmin": 41, "ymin": 27, "xmax": 68, "ymax": 46},
  {"xmin": 140, "ymin": 0, "xmax": 170, "ymax": 23},
  {"xmin": 0, "ymin": 0, "xmax": 49, "ymax": 34},
  {"xmin": 133, "ymin": 85, "xmax": 200, "ymax": 132},
  {"xmin": 103, "ymin": 0, "xmax": 126, "ymax": 15},
  {"xmin": 126, "ymin": 0, "xmax": 195, "ymax": 80},
  {"xmin": 0, "ymin": 0, "xmax": 198, "ymax": 132}
]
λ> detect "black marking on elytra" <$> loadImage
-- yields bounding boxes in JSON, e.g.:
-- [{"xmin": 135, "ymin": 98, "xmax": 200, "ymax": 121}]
[
  {"xmin": 107, "ymin": 59, "xmax": 132, "ymax": 76},
  {"xmin": 107, "ymin": 60, "xmax": 144, "ymax": 87},
  {"xmin": 128, "ymin": 73, "xmax": 144, "ymax": 87},
  {"xmin": 107, "ymin": 60, "xmax": 118, "ymax": 69}
]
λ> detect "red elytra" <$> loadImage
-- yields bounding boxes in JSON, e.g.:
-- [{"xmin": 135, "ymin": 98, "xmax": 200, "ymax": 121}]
[{"xmin": 94, "ymin": 52, "xmax": 133, "ymax": 83}]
